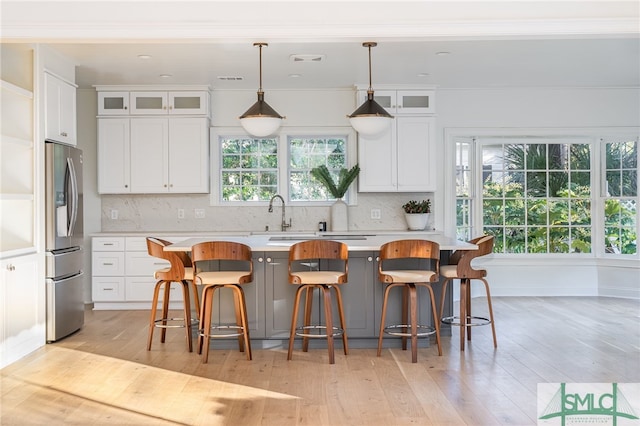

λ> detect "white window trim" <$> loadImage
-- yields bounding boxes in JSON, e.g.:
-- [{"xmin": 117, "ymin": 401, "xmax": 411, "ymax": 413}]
[
  {"xmin": 444, "ymin": 126, "xmax": 640, "ymax": 260},
  {"xmin": 210, "ymin": 126, "xmax": 358, "ymax": 206}
]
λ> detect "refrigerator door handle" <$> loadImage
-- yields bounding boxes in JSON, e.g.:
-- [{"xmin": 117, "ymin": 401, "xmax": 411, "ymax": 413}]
[{"xmin": 67, "ymin": 157, "xmax": 79, "ymax": 237}]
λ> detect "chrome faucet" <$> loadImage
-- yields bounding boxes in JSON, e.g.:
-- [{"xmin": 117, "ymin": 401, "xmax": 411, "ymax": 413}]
[{"xmin": 268, "ymin": 194, "xmax": 292, "ymax": 232}]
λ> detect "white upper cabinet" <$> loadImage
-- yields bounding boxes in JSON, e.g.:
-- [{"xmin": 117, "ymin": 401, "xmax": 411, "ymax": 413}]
[
  {"xmin": 358, "ymin": 116, "xmax": 436, "ymax": 192},
  {"xmin": 130, "ymin": 91, "xmax": 209, "ymax": 115},
  {"xmin": 357, "ymin": 89, "xmax": 435, "ymax": 115},
  {"xmin": 44, "ymin": 72, "xmax": 77, "ymax": 145},
  {"xmin": 98, "ymin": 91, "xmax": 129, "ymax": 115}
]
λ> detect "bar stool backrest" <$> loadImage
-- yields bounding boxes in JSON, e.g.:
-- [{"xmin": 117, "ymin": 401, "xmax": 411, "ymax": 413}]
[
  {"xmin": 146, "ymin": 237, "xmax": 192, "ymax": 281},
  {"xmin": 378, "ymin": 239, "xmax": 440, "ymax": 283},
  {"xmin": 288, "ymin": 240, "xmax": 348, "ymax": 285},
  {"xmin": 448, "ymin": 235, "xmax": 494, "ymax": 279},
  {"xmin": 191, "ymin": 241, "xmax": 253, "ymax": 284}
]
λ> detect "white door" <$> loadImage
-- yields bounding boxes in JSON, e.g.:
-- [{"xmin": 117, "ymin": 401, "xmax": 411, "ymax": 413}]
[
  {"xmin": 98, "ymin": 118, "xmax": 131, "ymax": 193},
  {"xmin": 130, "ymin": 118, "xmax": 169, "ymax": 192},
  {"xmin": 168, "ymin": 118, "xmax": 209, "ymax": 193},
  {"xmin": 357, "ymin": 119, "xmax": 397, "ymax": 192}
]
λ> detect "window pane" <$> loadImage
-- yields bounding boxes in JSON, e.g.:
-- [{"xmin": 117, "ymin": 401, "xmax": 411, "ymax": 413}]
[
  {"xmin": 528, "ymin": 227, "xmax": 547, "ymax": 253},
  {"xmin": 220, "ymin": 136, "xmax": 278, "ymax": 202},
  {"xmin": 483, "ymin": 199, "xmax": 504, "ymax": 225},
  {"xmin": 570, "ymin": 144, "xmax": 590, "ymax": 169},
  {"xmin": 525, "ymin": 144, "xmax": 547, "ymax": 169},
  {"xmin": 527, "ymin": 200, "xmax": 547, "ymax": 225},
  {"xmin": 504, "ymin": 228, "xmax": 525, "ymax": 253}
]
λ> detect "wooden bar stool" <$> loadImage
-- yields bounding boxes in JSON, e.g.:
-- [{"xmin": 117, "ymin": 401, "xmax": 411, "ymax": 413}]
[
  {"xmin": 439, "ymin": 235, "xmax": 497, "ymax": 351},
  {"xmin": 377, "ymin": 239, "xmax": 442, "ymax": 363},
  {"xmin": 288, "ymin": 240, "xmax": 349, "ymax": 364},
  {"xmin": 146, "ymin": 237, "xmax": 197, "ymax": 352},
  {"xmin": 191, "ymin": 241, "xmax": 253, "ymax": 363}
]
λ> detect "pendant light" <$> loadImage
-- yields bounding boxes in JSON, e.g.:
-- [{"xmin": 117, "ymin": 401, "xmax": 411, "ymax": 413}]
[
  {"xmin": 239, "ymin": 42, "xmax": 285, "ymax": 137},
  {"xmin": 348, "ymin": 42, "xmax": 393, "ymax": 136}
]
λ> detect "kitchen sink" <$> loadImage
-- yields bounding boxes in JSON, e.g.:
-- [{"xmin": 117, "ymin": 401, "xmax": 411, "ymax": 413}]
[{"xmin": 268, "ymin": 235, "xmax": 368, "ymax": 241}]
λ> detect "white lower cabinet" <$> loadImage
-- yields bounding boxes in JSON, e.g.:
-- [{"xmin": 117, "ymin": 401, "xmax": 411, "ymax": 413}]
[
  {"xmin": 1, "ymin": 253, "xmax": 42, "ymax": 369},
  {"xmin": 92, "ymin": 236, "xmax": 176, "ymax": 309}
]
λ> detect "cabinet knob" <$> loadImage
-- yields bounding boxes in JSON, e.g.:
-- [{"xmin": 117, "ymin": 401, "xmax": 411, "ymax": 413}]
[
  {"xmin": 125, "ymin": 185, "xmax": 128, "ymax": 188},
  {"xmin": 124, "ymin": 106, "xmax": 128, "ymax": 110},
  {"xmin": 257, "ymin": 257, "xmax": 264, "ymax": 262},
  {"xmin": 6, "ymin": 264, "xmax": 15, "ymax": 271},
  {"xmin": 266, "ymin": 257, "xmax": 272, "ymax": 263},
  {"xmin": 376, "ymin": 256, "xmax": 380, "ymax": 262},
  {"xmin": 163, "ymin": 105, "xmax": 167, "ymax": 110},
  {"xmin": 60, "ymin": 132, "xmax": 68, "ymax": 137},
  {"xmin": 367, "ymin": 256, "xmax": 373, "ymax": 262},
  {"xmin": 164, "ymin": 184, "xmax": 168, "ymax": 188}
]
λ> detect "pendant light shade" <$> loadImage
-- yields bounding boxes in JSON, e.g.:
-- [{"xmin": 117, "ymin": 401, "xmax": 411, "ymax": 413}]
[
  {"xmin": 240, "ymin": 42, "xmax": 285, "ymax": 137},
  {"xmin": 348, "ymin": 42, "xmax": 393, "ymax": 136}
]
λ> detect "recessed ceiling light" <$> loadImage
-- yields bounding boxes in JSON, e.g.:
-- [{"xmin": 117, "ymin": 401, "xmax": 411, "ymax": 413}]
[
  {"xmin": 289, "ymin": 54, "xmax": 325, "ymax": 63},
  {"xmin": 137, "ymin": 54, "xmax": 152, "ymax": 59},
  {"xmin": 288, "ymin": 74, "xmax": 302, "ymax": 78},
  {"xmin": 436, "ymin": 51, "xmax": 451, "ymax": 56},
  {"xmin": 159, "ymin": 74, "xmax": 172, "ymax": 78},
  {"xmin": 418, "ymin": 73, "xmax": 430, "ymax": 77}
]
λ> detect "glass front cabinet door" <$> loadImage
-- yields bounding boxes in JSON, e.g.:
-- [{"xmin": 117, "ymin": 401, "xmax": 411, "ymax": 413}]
[{"xmin": 98, "ymin": 91, "xmax": 129, "ymax": 115}]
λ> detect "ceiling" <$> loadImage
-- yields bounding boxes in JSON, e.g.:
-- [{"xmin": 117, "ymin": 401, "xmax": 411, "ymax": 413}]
[{"xmin": 2, "ymin": 1, "xmax": 639, "ymax": 91}]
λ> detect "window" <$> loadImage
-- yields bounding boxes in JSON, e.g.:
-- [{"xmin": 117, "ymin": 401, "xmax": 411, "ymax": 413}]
[
  {"xmin": 602, "ymin": 138, "xmax": 638, "ymax": 254},
  {"xmin": 220, "ymin": 136, "xmax": 278, "ymax": 201},
  {"xmin": 455, "ymin": 138, "xmax": 473, "ymax": 241},
  {"xmin": 289, "ymin": 135, "xmax": 348, "ymax": 202},
  {"xmin": 453, "ymin": 132, "xmax": 638, "ymax": 257},
  {"xmin": 213, "ymin": 127, "xmax": 356, "ymax": 205}
]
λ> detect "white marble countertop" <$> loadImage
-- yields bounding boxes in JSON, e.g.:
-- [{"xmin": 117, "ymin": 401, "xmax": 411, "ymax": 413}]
[{"xmin": 164, "ymin": 233, "xmax": 477, "ymax": 252}]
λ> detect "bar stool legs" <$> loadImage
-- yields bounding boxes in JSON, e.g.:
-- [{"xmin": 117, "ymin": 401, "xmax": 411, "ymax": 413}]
[
  {"xmin": 198, "ymin": 283, "xmax": 252, "ymax": 363},
  {"xmin": 440, "ymin": 277, "xmax": 497, "ymax": 351},
  {"xmin": 377, "ymin": 282, "xmax": 442, "ymax": 363},
  {"xmin": 147, "ymin": 279, "xmax": 193, "ymax": 352},
  {"xmin": 288, "ymin": 284, "xmax": 348, "ymax": 365}
]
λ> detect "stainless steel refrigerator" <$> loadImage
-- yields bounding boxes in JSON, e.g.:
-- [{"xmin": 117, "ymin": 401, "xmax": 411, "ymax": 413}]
[{"xmin": 45, "ymin": 141, "xmax": 84, "ymax": 342}]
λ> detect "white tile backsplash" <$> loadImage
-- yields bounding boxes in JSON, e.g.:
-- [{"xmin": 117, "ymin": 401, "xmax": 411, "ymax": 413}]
[{"xmin": 100, "ymin": 193, "xmax": 434, "ymax": 232}]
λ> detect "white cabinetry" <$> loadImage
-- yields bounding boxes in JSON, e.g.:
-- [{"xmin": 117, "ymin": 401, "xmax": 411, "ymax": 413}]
[
  {"xmin": 130, "ymin": 91, "xmax": 209, "ymax": 115},
  {"xmin": 96, "ymin": 86, "xmax": 210, "ymax": 194},
  {"xmin": 98, "ymin": 117, "xmax": 209, "ymax": 194},
  {"xmin": 358, "ymin": 116, "xmax": 436, "ymax": 192},
  {"xmin": 358, "ymin": 89, "xmax": 435, "ymax": 115},
  {"xmin": 92, "ymin": 236, "xmax": 179, "ymax": 309},
  {"xmin": 1, "ymin": 254, "xmax": 41, "ymax": 368},
  {"xmin": 44, "ymin": 71, "xmax": 77, "ymax": 145},
  {"xmin": 98, "ymin": 91, "xmax": 129, "ymax": 115}
]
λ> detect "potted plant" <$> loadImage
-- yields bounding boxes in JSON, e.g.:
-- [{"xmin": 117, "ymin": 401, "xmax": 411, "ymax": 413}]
[
  {"xmin": 310, "ymin": 164, "xmax": 360, "ymax": 231},
  {"xmin": 402, "ymin": 199, "xmax": 431, "ymax": 230}
]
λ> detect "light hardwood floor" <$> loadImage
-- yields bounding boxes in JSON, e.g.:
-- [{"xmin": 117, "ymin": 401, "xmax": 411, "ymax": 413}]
[{"xmin": 2, "ymin": 297, "xmax": 639, "ymax": 425}]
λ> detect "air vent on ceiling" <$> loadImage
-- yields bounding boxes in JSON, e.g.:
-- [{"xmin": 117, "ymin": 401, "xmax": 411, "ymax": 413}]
[
  {"xmin": 289, "ymin": 54, "xmax": 325, "ymax": 63},
  {"xmin": 217, "ymin": 76, "xmax": 244, "ymax": 81}
]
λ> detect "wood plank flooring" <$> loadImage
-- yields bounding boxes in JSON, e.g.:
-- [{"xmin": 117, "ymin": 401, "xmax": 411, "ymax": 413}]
[{"xmin": 2, "ymin": 297, "xmax": 639, "ymax": 425}]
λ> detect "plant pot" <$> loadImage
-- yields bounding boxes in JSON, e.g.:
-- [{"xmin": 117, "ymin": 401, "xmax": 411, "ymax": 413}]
[
  {"xmin": 331, "ymin": 199, "xmax": 349, "ymax": 231},
  {"xmin": 404, "ymin": 213, "xmax": 429, "ymax": 231}
]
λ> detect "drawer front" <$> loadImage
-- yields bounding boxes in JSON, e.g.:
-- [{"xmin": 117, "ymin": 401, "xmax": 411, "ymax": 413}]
[
  {"xmin": 93, "ymin": 237, "xmax": 125, "ymax": 251},
  {"xmin": 125, "ymin": 277, "xmax": 185, "ymax": 302},
  {"xmin": 92, "ymin": 276, "xmax": 125, "ymax": 301},
  {"xmin": 92, "ymin": 252, "xmax": 125, "ymax": 276},
  {"xmin": 126, "ymin": 237, "xmax": 148, "ymax": 251},
  {"xmin": 126, "ymin": 252, "xmax": 169, "ymax": 276}
]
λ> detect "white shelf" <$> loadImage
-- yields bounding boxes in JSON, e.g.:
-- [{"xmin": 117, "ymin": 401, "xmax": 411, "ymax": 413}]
[{"xmin": 0, "ymin": 80, "xmax": 33, "ymax": 99}]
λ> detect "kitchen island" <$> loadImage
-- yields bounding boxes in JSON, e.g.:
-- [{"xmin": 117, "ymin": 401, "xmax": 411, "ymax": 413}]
[{"xmin": 92, "ymin": 231, "xmax": 476, "ymax": 348}]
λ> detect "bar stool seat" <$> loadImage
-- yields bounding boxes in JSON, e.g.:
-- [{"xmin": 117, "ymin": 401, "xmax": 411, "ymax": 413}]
[
  {"xmin": 377, "ymin": 239, "xmax": 442, "ymax": 363},
  {"xmin": 146, "ymin": 237, "xmax": 198, "ymax": 352},
  {"xmin": 192, "ymin": 241, "xmax": 253, "ymax": 364},
  {"xmin": 440, "ymin": 235, "xmax": 497, "ymax": 351},
  {"xmin": 287, "ymin": 240, "xmax": 349, "ymax": 364}
]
